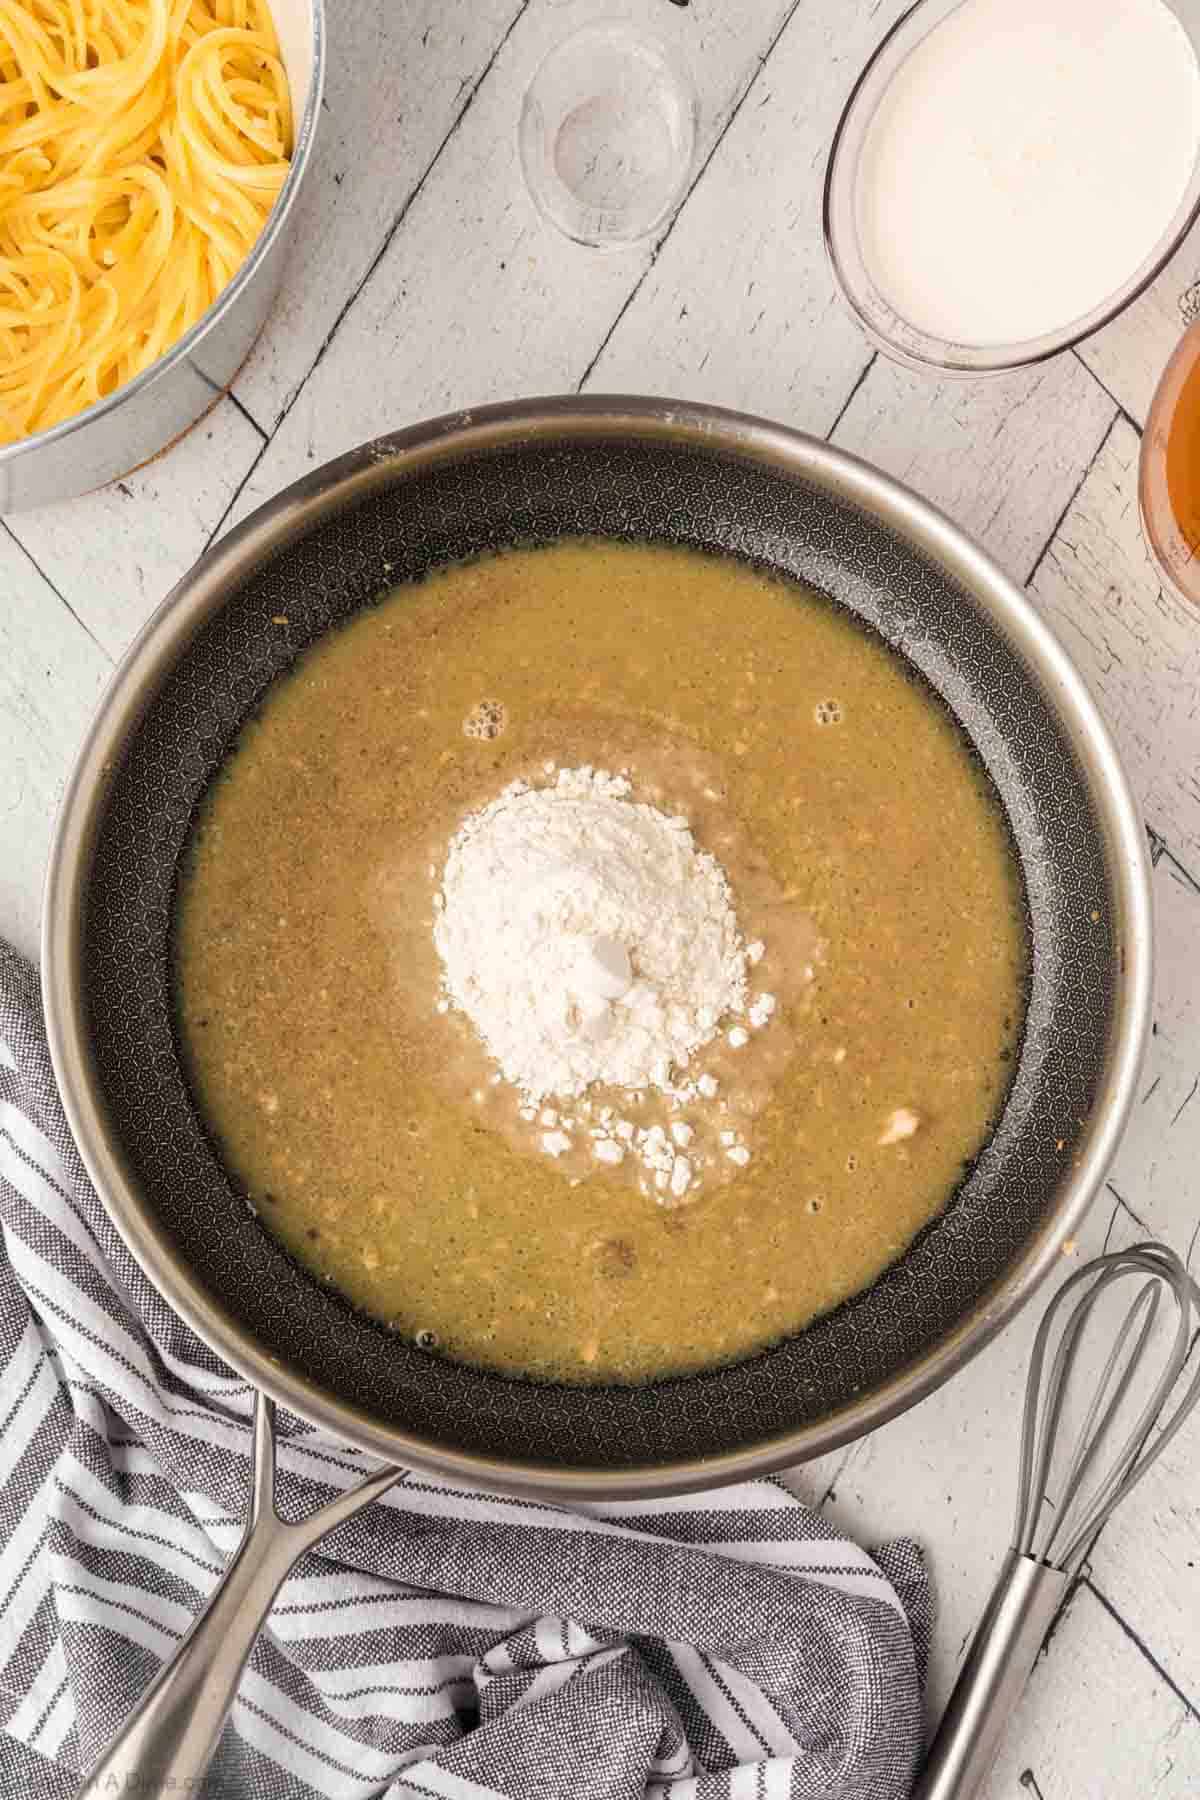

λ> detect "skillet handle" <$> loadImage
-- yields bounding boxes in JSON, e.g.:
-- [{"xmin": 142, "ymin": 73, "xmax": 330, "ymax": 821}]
[{"xmin": 73, "ymin": 1392, "xmax": 402, "ymax": 1799}]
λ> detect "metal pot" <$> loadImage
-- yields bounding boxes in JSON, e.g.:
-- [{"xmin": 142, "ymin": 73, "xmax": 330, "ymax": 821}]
[
  {"xmin": 0, "ymin": 0, "xmax": 325, "ymax": 513},
  {"xmin": 43, "ymin": 397, "xmax": 1152, "ymax": 1789}
]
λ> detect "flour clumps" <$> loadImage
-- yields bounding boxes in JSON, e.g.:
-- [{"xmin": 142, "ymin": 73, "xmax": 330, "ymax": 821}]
[{"xmin": 434, "ymin": 767, "xmax": 749, "ymax": 1103}]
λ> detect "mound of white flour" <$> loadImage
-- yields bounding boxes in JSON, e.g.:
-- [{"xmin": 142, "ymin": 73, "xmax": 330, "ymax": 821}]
[{"xmin": 433, "ymin": 766, "xmax": 749, "ymax": 1104}]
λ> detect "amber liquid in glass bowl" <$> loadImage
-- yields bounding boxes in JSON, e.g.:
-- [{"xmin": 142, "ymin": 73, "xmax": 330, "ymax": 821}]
[{"xmin": 1141, "ymin": 319, "xmax": 1200, "ymax": 604}]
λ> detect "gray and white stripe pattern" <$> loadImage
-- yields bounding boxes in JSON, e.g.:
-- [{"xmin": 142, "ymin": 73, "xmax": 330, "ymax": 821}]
[{"xmin": 0, "ymin": 941, "xmax": 930, "ymax": 1800}]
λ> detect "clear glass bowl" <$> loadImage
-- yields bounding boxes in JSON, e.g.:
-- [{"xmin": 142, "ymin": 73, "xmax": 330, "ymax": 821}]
[
  {"xmin": 823, "ymin": 0, "xmax": 1200, "ymax": 376},
  {"xmin": 519, "ymin": 22, "xmax": 697, "ymax": 248},
  {"xmin": 1140, "ymin": 318, "xmax": 1200, "ymax": 606}
]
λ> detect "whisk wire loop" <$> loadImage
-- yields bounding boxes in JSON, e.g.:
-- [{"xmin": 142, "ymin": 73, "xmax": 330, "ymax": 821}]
[
  {"xmin": 1042, "ymin": 1278, "xmax": 1159, "ymax": 1568},
  {"xmin": 1013, "ymin": 1243, "xmax": 1199, "ymax": 1576}
]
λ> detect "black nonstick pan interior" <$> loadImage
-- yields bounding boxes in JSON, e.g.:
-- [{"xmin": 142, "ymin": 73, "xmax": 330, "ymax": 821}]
[{"xmin": 73, "ymin": 411, "xmax": 1127, "ymax": 1477}]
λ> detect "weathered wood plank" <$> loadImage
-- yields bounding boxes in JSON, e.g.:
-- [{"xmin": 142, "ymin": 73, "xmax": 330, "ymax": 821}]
[
  {"xmin": 983, "ymin": 1583, "xmax": 1200, "ymax": 1799},
  {"xmin": 222, "ymin": 0, "xmax": 813, "ymax": 530},
  {"xmin": 831, "ymin": 352, "xmax": 1116, "ymax": 583},
  {"xmin": 1086, "ymin": 1324, "xmax": 1200, "ymax": 1722},
  {"xmin": 233, "ymin": 0, "xmax": 525, "ymax": 432},
  {"xmin": 1079, "ymin": 211, "xmax": 1200, "ymax": 429},
  {"xmin": 1029, "ymin": 417, "xmax": 1200, "ymax": 872},
  {"xmin": 0, "ymin": 540, "xmax": 111, "ymax": 960},
  {"xmin": 6, "ymin": 398, "xmax": 262, "ymax": 663},
  {"xmin": 581, "ymin": 0, "xmax": 915, "ymax": 433},
  {"xmin": 1106, "ymin": 849, "xmax": 1200, "ymax": 1262}
]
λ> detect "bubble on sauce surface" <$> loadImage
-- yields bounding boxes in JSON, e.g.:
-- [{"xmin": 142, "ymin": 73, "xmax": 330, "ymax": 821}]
[
  {"xmin": 814, "ymin": 699, "xmax": 844, "ymax": 726},
  {"xmin": 464, "ymin": 698, "xmax": 508, "ymax": 740}
]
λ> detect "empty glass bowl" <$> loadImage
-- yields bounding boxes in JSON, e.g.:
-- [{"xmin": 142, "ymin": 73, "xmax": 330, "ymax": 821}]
[{"xmin": 519, "ymin": 22, "xmax": 697, "ymax": 248}]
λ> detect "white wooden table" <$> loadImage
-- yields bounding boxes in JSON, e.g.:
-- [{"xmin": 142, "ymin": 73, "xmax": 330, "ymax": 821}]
[{"xmin": 3, "ymin": 2, "xmax": 1199, "ymax": 1792}]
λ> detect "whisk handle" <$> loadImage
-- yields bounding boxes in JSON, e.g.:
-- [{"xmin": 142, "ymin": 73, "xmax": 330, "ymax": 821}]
[{"xmin": 912, "ymin": 1550, "xmax": 1069, "ymax": 1800}]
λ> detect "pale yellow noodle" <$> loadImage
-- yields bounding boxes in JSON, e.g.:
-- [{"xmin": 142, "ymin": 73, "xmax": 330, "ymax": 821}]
[{"xmin": 0, "ymin": 0, "xmax": 291, "ymax": 446}]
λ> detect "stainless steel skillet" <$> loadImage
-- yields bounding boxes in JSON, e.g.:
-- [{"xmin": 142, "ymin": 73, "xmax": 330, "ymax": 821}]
[{"xmin": 42, "ymin": 396, "xmax": 1152, "ymax": 1791}]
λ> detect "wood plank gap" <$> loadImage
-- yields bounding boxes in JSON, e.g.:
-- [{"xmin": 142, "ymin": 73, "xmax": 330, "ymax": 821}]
[
  {"xmin": 1170, "ymin": 1076, "xmax": 1199, "ymax": 1130},
  {"xmin": 1167, "ymin": 853, "xmax": 1200, "ymax": 898},
  {"xmin": 824, "ymin": 351, "xmax": 876, "ymax": 442},
  {"xmin": 1070, "ymin": 347, "xmax": 1144, "ymax": 441},
  {"xmin": 1023, "ymin": 401, "xmax": 1121, "ymax": 589},
  {"xmin": 1104, "ymin": 1183, "xmax": 1152, "ymax": 1237},
  {"xmin": 1035, "ymin": 1568, "xmax": 1087, "ymax": 1666},
  {"xmin": 224, "ymin": 387, "xmax": 269, "ymax": 443},
  {"xmin": 256, "ymin": 0, "xmax": 534, "ymax": 430},
  {"xmin": 1, "ymin": 521, "xmax": 112, "ymax": 663},
  {"xmin": 576, "ymin": 0, "xmax": 808, "ymax": 393},
  {"xmin": 177, "ymin": 357, "xmax": 268, "ymax": 442},
  {"xmin": 1085, "ymin": 1576, "xmax": 1200, "ymax": 1724},
  {"xmin": 202, "ymin": 437, "xmax": 269, "ymax": 553},
  {"xmin": 1102, "ymin": 1190, "xmax": 1128, "ymax": 1251},
  {"xmin": 1147, "ymin": 824, "xmax": 1200, "ymax": 899},
  {"xmin": 813, "ymin": 1444, "xmax": 855, "ymax": 1510}
]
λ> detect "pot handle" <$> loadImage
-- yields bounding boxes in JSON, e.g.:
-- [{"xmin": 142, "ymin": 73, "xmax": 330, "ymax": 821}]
[{"xmin": 73, "ymin": 1392, "xmax": 403, "ymax": 1799}]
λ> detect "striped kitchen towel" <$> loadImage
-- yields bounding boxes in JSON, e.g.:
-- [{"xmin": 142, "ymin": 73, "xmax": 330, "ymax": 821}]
[{"xmin": 0, "ymin": 939, "xmax": 930, "ymax": 1800}]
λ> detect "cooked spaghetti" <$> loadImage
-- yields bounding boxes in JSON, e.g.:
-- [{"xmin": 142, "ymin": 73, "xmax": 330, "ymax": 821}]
[{"xmin": 0, "ymin": 0, "xmax": 292, "ymax": 446}]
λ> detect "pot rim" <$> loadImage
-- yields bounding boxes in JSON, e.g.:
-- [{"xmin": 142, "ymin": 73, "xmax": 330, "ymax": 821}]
[{"xmin": 42, "ymin": 395, "xmax": 1154, "ymax": 1497}]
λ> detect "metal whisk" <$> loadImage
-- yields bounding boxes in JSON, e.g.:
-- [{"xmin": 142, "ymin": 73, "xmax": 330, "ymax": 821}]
[{"xmin": 914, "ymin": 1242, "xmax": 1200, "ymax": 1800}]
